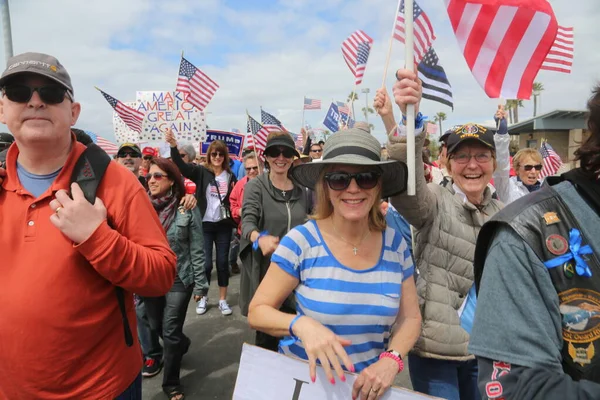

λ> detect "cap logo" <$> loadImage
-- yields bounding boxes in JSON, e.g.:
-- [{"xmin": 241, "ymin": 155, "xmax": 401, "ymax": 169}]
[
  {"xmin": 7, "ymin": 60, "xmax": 53, "ymax": 71},
  {"xmin": 50, "ymin": 65, "xmax": 58, "ymax": 72}
]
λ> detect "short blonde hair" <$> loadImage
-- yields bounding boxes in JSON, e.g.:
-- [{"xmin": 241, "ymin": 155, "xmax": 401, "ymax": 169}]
[
  {"xmin": 512, "ymin": 148, "xmax": 542, "ymax": 171},
  {"xmin": 310, "ymin": 166, "xmax": 387, "ymax": 232}
]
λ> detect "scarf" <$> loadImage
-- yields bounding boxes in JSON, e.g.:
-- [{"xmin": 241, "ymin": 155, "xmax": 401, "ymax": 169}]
[
  {"xmin": 150, "ymin": 192, "xmax": 179, "ymax": 231},
  {"xmin": 516, "ymin": 176, "xmax": 541, "ymax": 193}
]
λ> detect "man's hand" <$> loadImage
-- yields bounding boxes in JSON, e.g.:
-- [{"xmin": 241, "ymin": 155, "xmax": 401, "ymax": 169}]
[
  {"xmin": 392, "ymin": 69, "xmax": 422, "ymax": 116},
  {"xmin": 180, "ymin": 194, "xmax": 197, "ymax": 210},
  {"xmin": 164, "ymin": 128, "xmax": 178, "ymax": 148},
  {"xmin": 373, "ymin": 88, "xmax": 393, "ymax": 118},
  {"xmin": 49, "ymin": 183, "xmax": 107, "ymax": 244}
]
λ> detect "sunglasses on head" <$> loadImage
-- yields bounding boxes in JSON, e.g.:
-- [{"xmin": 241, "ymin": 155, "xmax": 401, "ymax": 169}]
[
  {"xmin": 146, "ymin": 172, "xmax": 168, "ymax": 181},
  {"xmin": 265, "ymin": 147, "xmax": 295, "ymax": 158},
  {"xmin": 324, "ymin": 171, "xmax": 381, "ymax": 191},
  {"xmin": 3, "ymin": 84, "xmax": 72, "ymax": 105},
  {"xmin": 117, "ymin": 151, "xmax": 140, "ymax": 158},
  {"xmin": 211, "ymin": 151, "xmax": 224, "ymax": 158},
  {"xmin": 523, "ymin": 164, "xmax": 543, "ymax": 171}
]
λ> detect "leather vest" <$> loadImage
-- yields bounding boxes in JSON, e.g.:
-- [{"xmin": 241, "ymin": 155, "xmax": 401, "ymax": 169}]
[{"xmin": 475, "ymin": 184, "xmax": 600, "ymax": 382}]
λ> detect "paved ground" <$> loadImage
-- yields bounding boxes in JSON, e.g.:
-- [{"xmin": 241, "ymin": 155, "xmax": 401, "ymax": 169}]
[{"xmin": 142, "ymin": 273, "xmax": 413, "ymax": 400}]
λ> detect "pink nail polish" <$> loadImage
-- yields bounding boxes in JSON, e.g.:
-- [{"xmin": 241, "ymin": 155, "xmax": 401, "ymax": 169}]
[
  {"xmin": 330, "ymin": 378, "xmax": 336, "ymax": 385},
  {"xmin": 311, "ymin": 376, "xmax": 316, "ymax": 383},
  {"xmin": 340, "ymin": 375, "xmax": 346, "ymax": 382},
  {"xmin": 349, "ymin": 365, "xmax": 356, "ymax": 373}
]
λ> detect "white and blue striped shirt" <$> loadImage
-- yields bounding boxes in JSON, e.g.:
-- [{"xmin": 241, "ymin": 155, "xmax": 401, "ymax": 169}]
[{"xmin": 271, "ymin": 220, "xmax": 414, "ymax": 372}]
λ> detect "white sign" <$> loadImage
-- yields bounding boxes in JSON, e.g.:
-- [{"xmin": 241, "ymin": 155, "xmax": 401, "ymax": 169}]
[{"xmin": 233, "ymin": 344, "xmax": 441, "ymax": 400}]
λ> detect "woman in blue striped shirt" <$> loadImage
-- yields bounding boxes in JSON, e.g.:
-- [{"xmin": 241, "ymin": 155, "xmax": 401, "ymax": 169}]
[{"xmin": 248, "ymin": 126, "xmax": 421, "ymax": 400}]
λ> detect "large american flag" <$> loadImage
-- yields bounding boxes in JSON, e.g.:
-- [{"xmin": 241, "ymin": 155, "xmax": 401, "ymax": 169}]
[
  {"xmin": 247, "ymin": 115, "xmax": 269, "ymax": 156},
  {"xmin": 418, "ymin": 47, "xmax": 454, "ymax": 109},
  {"xmin": 99, "ymin": 89, "xmax": 144, "ymax": 133},
  {"xmin": 176, "ymin": 57, "xmax": 219, "ymax": 111},
  {"xmin": 85, "ymin": 131, "xmax": 119, "ymax": 156},
  {"xmin": 394, "ymin": 0, "xmax": 436, "ymax": 65},
  {"xmin": 541, "ymin": 25, "xmax": 574, "ymax": 74},
  {"xmin": 304, "ymin": 97, "xmax": 321, "ymax": 110},
  {"xmin": 261, "ymin": 109, "xmax": 286, "ymax": 133},
  {"xmin": 445, "ymin": 0, "xmax": 558, "ymax": 99},
  {"xmin": 341, "ymin": 30, "xmax": 373, "ymax": 86},
  {"xmin": 539, "ymin": 141, "xmax": 563, "ymax": 179},
  {"xmin": 336, "ymin": 101, "xmax": 350, "ymax": 116}
]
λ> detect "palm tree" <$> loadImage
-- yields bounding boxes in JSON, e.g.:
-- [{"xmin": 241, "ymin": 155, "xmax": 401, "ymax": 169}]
[
  {"xmin": 433, "ymin": 112, "xmax": 447, "ymax": 133},
  {"xmin": 347, "ymin": 91, "xmax": 359, "ymax": 102},
  {"xmin": 505, "ymin": 100, "xmax": 524, "ymax": 123},
  {"xmin": 362, "ymin": 106, "xmax": 375, "ymax": 120},
  {"xmin": 532, "ymin": 81, "xmax": 544, "ymax": 117}
]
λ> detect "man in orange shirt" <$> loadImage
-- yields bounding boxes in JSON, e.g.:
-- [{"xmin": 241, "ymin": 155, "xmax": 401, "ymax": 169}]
[{"xmin": 0, "ymin": 52, "xmax": 177, "ymax": 399}]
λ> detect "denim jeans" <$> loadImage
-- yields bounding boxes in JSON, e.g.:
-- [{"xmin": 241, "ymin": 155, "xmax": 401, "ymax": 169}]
[
  {"xmin": 143, "ymin": 288, "xmax": 193, "ymax": 395},
  {"xmin": 203, "ymin": 222, "xmax": 232, "ymax": 288},
  {"xmin": 115, "ymin": 374, "xmax": 141, "ymax": 399},
  {"xmin": 135, "ymin": 296, "xmax": 162, "ymax": 360},
  {"xmin": 408, "ymin": 353, "xmax": 480, "ymax": 400}
]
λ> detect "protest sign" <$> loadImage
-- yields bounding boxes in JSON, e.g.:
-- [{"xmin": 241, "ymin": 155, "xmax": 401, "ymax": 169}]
[
  {"xmin": 200, "ymin": 130, "xmax": 246, "ymax": 159},
  {"xmin": 233, "ymin": 344, "xmax": 441, "ymax": 400},
  {"xmin": 323, "ymin": 103, "xmax": 341, "ymax": 133}
]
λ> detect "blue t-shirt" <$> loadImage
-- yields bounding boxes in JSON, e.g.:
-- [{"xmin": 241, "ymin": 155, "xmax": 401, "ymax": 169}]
[
  {"xmin": 17, "ymin": 162, "xmax": 62, "ymax": 198},
  {"xmin": 271, "ymin": 220, "xmax": 414, "ymax": 372}
]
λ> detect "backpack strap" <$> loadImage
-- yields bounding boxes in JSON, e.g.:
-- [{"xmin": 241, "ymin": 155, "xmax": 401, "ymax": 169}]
[{"xmin": 70, "ymin": 144, "xmax": 134, "ymax": 347}]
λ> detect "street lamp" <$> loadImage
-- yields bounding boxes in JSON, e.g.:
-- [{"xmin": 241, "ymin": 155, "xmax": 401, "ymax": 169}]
[{"xmin": 361, "ymin": 88, "xmax": 370, "ymax": 125}]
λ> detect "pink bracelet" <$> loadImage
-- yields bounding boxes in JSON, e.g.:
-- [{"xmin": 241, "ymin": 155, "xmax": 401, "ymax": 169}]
[{"xmin": 379, "ymin": 351, "xmax": 404, "ymax": 373}]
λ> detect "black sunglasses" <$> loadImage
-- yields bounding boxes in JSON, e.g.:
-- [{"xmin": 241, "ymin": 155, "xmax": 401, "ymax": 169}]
[
  {"xmin": 245, "ymin": 166, "xmax": 259, "ymax": 172},
  {"xmin": 523, "ymin": 164, "xmax": 543, "ymax": 171},
  {"xmin": 145, "ymin": 172, "xmax": 168, "ymax": 181},
  {"xmin": 117, "ymin": 152, "xmax": 140, "ymax": 158},
  {"xmin": 211, "ymin": 151, "xmax": 225, "ymax": 158},
  {"xmin": 3, "ymin": 84, "xmax": 72, "ymax": 104},
  {"xmin": 142, "ymin": 155, "xmax": 153, "ymax": 161},
  {"xmin": 324, "ymin": 171, "xmax": 381, "ymax": 191},
  {"xmin": 265, "ymin": 147, "xmax": 295, "ymax": 158}
]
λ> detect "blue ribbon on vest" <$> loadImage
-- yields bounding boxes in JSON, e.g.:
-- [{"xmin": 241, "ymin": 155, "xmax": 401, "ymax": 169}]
[{"xmin": 543, "ymin": 228, "xmax": 594, "ymax": 278}]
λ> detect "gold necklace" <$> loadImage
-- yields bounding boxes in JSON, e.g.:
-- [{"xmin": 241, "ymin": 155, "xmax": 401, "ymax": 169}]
[{"xmin": 331, "ymin": 220, "xmax": 371, "ymax": 256}]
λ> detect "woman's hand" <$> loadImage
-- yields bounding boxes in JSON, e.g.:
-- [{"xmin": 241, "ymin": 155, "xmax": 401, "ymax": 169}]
[
  {"xmin": 392, "ymin": 69, "xmax": 422, "ymax": 116},
  {"xmin": 293, "ymin": 316, "xmax": 355, "ymax": 384},
  {"xmin": 164, "ymin": 128, "xmax": 178, "ymax": 148},
  {"xmin": 258, "ymin": 235, "xmax": 280, "ymax": 256},
  {"xmin": 373, "ymin": 88, "xmax": 393, "ymax": 118},
  {"xmin": 180, "ymin": 194, "xmax": 197, "ymax": 210},
  {"xmin": 352, "ymin": 357, "xmax": 399, "ymax": 400}
]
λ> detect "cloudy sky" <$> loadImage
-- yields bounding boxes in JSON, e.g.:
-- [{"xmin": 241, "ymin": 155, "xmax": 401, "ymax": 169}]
[{"xmin": 1, "ymin": 0, "xmax": 597, "ymax": 144}]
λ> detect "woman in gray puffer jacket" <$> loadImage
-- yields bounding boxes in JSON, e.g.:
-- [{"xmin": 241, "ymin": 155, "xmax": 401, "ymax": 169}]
[
  {"xmin": 374, "ymin": 69, "xmax": 503, "ymax": 400},
  {"xmin": 240, "ymin": 132, "xmax": 310, "ymax": 351}
]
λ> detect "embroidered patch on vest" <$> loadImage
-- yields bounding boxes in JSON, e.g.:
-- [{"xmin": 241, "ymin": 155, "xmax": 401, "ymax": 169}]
[
  {"xmin": 543, "ymin": 211, "xmax": 561, "ymax": 226},
  {"xmin": 546, "ymin": 234, "xmax": 568, "ymax": 256},
  {"xmin": 559, "ymin": 289, "xmax": 600, "ymax": 343},
  {"xmin": 569, "ymin": 342, "xmax": 595, "ymax": 367}
]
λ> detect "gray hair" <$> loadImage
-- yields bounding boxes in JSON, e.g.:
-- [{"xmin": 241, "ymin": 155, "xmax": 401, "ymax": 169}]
[
  {"xmin": 178, "ymin": 144, "xmax": 196, "ymax": 160},
  {"xmin": 243, "ymin": 153, "xmax": 257, "ymax": 164}
]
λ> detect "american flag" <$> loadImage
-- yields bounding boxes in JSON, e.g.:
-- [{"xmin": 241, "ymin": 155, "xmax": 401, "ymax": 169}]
[
  {"xmin": 99, "ymin": 89, "xmax": 144, "ymax": 133},
  {"xmin": 247, "ymin": 115, "xmax": 269, "ymax": 156},
  {"xmin": 445, "ymin": 0, "xmax": 558, "ymax": 99},
  {"xmin": 176, "ymin": 57, "xmax": 219, "ymax": 111},
  {"xmin": 341, "ymin": 30, "xmax": 373, "ymax": 86},
  {"xmin": 539, "ymin": 141, "xmax": 563, "ymax": 179},
  {"xmin": 336, "ymin": 101, "xmax": 350, "ymax": 116},
  {"xmin": 418, "ymin": 47, "xmax": 453, "ymax": 109},
  {"xmin": 84, "ymin": 131, "xmax": 119, "ymax": 156},
  {"xmin": 541, "ymin": 26, "xmax": 574, "ymax": 74},
  {"xmin": 261, "ymin": 109, "xmax": 286, "ymax": 133},
  {"xmin": 394, "ymin": 0, "xmax": 437, "ymax": 65},
  {"xmin": 304, "ymin": 97, "xmax": 322, "ymax": 110}
]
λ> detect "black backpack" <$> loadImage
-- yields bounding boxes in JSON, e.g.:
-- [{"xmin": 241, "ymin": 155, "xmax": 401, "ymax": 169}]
[{"xmin": 70, "ymin": 144, "xmax": 133, "ymax": 347}]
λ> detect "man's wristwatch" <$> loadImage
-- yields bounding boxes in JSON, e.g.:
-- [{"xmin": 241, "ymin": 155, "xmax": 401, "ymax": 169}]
[{"xmin": 379, "ymin": 349, "xmax": 404, "ymax": 373}]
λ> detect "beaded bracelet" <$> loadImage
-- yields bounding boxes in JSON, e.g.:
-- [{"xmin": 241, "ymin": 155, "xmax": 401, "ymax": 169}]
[{"xmin": 379, "ymin": 351, "xmax": 404, "ymax": 373}]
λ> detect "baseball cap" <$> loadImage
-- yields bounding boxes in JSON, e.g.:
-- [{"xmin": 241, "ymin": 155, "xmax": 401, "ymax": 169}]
[
  {"xmin": 446, "ymin": 123, "xmax": 495, "ymax": 154},
  {"xmin": 0, "ymin": 52, "xmax": 73, "ymax": 93},
  {"xmin": 118, "ymin": 143, "xmax": 141, "ymax": 156},
  {"xmin": 142, "ymin": 146, "xmax": 157, "ymax": 157}
]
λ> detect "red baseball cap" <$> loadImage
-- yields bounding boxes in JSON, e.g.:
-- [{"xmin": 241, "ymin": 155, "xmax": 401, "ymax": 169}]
[{"xmin": 142, "ymin": 147, "xmax": 157, "ymax": 157}]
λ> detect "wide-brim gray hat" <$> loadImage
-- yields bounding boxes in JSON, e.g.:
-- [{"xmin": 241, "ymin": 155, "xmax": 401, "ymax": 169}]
[{"xmin": 290, "ymin": 126, "xmax": 407, "ymax": 198}]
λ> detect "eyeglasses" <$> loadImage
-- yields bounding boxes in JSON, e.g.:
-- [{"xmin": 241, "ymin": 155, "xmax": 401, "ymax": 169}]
[
  {"xmin": 245, "ymin": 166, "xmax": 259, "ymax": 172},
  {"xmin": 265, "ymin": 147, "xmax": 295, "ymax": 158},
  {"xmin": 211, "ymin": 152, "xmax": 224, "ymax": 158},
  {"xmin": 142, "ymin": 155, "xmax": 153, "ymax": 161},
  {"xmin": 324, "ymin": 171, "xmax": 381, "ymax": 191},
  {"xmin": 3, "ymin": 84, "xmax": 72, "ymax": 104},
  {"xmin": 310, "ymin": 149, "xmax": 323, "ymax": 153},
  {"xmin": 117, "ymin": 152, "xmax": 140, "ymax": 158},
  {"xmin": 523, "ymin": 164, "xmax": 543, "ymax": 171},
  {"xmin": 451, "ymin": 152, "xmax": 492, "ymax": 164},
  {"xmin": 180, "ymin": 153, "xmax": 189, "ymax": 158},
  {"xmin": 145, "ymin": 172, "xmax": 168, "ymax": 181}
]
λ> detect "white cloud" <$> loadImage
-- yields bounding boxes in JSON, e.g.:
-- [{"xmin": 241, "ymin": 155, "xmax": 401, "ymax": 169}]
[{"xmin": 0, "ymin": 0, "xmax": 597, "ymax": 146}]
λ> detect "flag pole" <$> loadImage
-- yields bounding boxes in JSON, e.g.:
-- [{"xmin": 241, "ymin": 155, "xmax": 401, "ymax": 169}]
[
  {"xmin": 301, "ymin": 96, "xmax": 306, "ymax": 131},
  {"xmin": 349, "ymin": 84, "xmax": 358, "ymax": 128},
  {"xmin": 381, "ymin": 0, "xmax": 402, "ymax": 89},
  {"xmin": 246, "ymin": 109, "xmax": 264, "ymax": 175},
  {"xmin": 404, "ymin": 0, "xmax": 416, "ymax": 196}
]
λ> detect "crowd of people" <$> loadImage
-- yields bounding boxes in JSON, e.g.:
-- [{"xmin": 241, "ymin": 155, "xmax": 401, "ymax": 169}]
[{"xmin": 1, "ymin": 51, "xmax": 599, "ymax": 400}]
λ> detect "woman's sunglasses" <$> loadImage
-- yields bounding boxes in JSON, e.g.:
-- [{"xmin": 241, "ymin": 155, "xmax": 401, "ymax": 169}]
[
  {"xmin": 324, "ymin": 171, "xmax": 381, "ymax": 191},
  {"xmin": 3, "ymin": 84, "xmax": 72, "ymax": 104},
  {"xmin": 265, "ymin": 147, "xmax": 295, "ymax": 158},
  {"xmin": 523, "ymin": 164, "xmax": 543, "ymax": 171},
  {"xmin": 146, "ymin": 172, "xmax": 169, "ymax": 181},
  {"xmin": 211, "ymin": 152, "xmax": 225, "ymax": 158}
]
